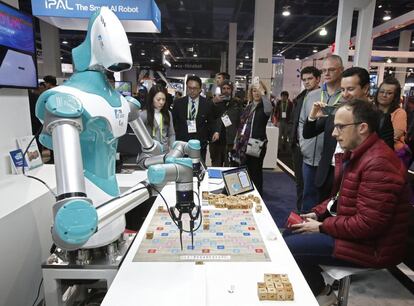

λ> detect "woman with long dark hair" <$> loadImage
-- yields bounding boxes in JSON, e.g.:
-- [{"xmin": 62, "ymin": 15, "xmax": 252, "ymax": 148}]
[
  {"xmin": 234, "ymin": 80, "xmax": 272, "ymax": 195},
  {"xmin": 140, "ymin": 85, "xmax": 175, "ymax": 149},
  {"xmin": 374, "ymin": 77, "xmax": 409, "ymax": 164}
]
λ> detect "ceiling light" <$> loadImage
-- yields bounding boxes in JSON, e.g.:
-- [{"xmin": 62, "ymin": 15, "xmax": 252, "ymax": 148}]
[
  {"xmin": 378, "ymin": 4, "xmax": 382, "ymax": 8},
  {"xmin": 141, "ymin": 50, "xmax": 145, "ymax": 56},
  {"xmin": 193, "ymin": 53, "xmax": 198, "ymax": 57},
  {"xmin": 62, "ymin": 40, "xmax": 68, "ymax": 44},
  {"xmin": 319, "ymin": 27, "xmax": 327, "ymax": 36},
  {"xmin": 150, "ymin": 58, "xmax": 155, "ymax": 62},
  {"xmin": 313, "ymin": 48, "xmax": 318, "ymax": 53},
  {"xmin": 383, "ymin": 11, "xmax": 391, "ymax": 21},
  {"xmin": 282, "ymin": 6, "xmax": 290, "ymax": 17},
  {"xmin": 245, "ymin": 54, "xmax": 249, "ymax": 59},
  {"xmin": 386, "ymin": 58, "xmax": 392, "ymax": 63}
]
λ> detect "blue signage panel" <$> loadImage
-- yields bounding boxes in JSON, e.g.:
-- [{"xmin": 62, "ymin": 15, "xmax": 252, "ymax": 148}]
[{"xmin": 32, "ymin": 0, "xmax": 160, "ymax": 26}]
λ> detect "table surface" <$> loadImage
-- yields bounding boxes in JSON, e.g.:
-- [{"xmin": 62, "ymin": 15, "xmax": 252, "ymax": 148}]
[{"xmin": 102, "ymin": 171, "xmax": 318, "ymax": 306}]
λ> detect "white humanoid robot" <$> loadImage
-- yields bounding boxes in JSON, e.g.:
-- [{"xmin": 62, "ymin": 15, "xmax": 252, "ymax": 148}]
[{"xmin": 35, "ymin": 7, "xmax": 201, "ymax": 253}]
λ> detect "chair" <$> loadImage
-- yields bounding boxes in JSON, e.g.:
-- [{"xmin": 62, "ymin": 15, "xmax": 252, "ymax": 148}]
[{"xmin": 319, "ymin": 265, "xmax": 374, "ymax": 306}]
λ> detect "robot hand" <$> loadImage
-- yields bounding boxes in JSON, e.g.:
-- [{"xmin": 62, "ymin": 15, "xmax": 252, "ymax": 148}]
[{"xmin": 148, "ymin": 157, "xmax": 201, "ymax": 249}]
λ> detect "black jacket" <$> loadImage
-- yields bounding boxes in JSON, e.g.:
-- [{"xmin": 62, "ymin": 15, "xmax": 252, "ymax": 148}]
[
  {"xmin": 250, "ymin": 101, "xmax": 270, "ymax": 141},
  {"xmin": 213, "ymin": 98, "xmax": 242, "ymax": 145},
  {"xmin": 172, "ymin": 95, "xmax": 217, "ymax": 147},
  {"xmin": 290, "ymin": 89, "xmax": 308, "ymax": 148}
]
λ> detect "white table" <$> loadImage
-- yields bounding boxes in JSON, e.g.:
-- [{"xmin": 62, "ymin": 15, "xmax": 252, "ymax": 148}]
[
  {"xmin": 102, "ymin": 173, "xmax": 318, "ymax": 306},
  {"xmin": 0, "ymin": 166, "xmax": 148, "ymax": 306}
]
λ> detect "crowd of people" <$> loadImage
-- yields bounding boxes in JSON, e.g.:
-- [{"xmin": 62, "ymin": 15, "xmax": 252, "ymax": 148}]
[
  {"xmin": 135, "ymin": 61, "xmax": 411, "ymax": 305},
  {"xmin": 32, "ymin": 60, "xmax": 412, "ymax": 304}
]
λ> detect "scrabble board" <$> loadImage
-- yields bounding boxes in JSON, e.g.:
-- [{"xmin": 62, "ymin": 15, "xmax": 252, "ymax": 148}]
[{"xmin": 133, "ymin": 209, "xmax": 270, "ymax": 262}]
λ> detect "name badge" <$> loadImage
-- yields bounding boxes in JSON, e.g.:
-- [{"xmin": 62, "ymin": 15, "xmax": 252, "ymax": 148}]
[
  {"xmin": 241, "ymin": 124, "xmax": 247, "ymax": 136},
  {"xmin": 221, "ymin": 114, "xmax": 232, "ymax": 127},
  {"xmin": 187, "ymin": 120, "xmax": 197, "ymax": 133},
  {"xmin": 282, "ymin": 112, "xmax": 287, "ymax": 119}
]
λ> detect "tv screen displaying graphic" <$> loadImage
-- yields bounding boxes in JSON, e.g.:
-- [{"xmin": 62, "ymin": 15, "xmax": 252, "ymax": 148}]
[
  {"xmin": 0, "ymin": 1, "xmax": 37, "ymax": 89},
  {"xmin": 114, "ymin": 81, "xmax": 132, "ymax": 96}
]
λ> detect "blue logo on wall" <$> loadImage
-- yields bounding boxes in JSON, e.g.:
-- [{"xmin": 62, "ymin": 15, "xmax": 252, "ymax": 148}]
[{"xmin": 33, "ymin": 0, "xmax": 158, "ymax": 22}]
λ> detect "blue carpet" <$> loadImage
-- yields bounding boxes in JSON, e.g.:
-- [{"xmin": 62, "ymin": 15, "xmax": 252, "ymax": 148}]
[{"xmin": 262, "ymin": 170, "xmax": 297, "ymax": 228}]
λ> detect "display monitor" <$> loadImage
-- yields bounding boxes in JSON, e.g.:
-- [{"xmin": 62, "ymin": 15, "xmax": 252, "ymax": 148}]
[
  {"xmin": 114, "ymin": 81, "xmax": 132, "ymax": 96},
  {"xmin": 0, "ymin": 1, "xmax": 37, "ymax": 89}
]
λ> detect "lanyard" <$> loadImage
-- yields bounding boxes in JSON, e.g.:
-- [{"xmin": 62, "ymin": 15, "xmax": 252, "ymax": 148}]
[
  {"xmin": 152, "ymin": 113, "xmax": 163, "ymax": 138},
  {"xmin": 320, "ymin": 90, "xmax": 341, "ymax": 106}
]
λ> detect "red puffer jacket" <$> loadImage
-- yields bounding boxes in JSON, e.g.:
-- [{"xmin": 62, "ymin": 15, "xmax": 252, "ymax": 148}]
[{"xmin": 313, "ymin": 133, "xmax": 410, "ymax": 268}]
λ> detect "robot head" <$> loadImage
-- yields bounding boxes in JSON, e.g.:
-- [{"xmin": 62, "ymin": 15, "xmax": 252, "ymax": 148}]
[{"xmin": 72, "ymin": 7, "xmax": 132, "ymax": 72}]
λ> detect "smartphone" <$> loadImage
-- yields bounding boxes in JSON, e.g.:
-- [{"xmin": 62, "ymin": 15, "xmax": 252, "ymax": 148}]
[
  {"xmin": 215, "ymin": 86, "xmax": 221, "ymax": 96},
  {"xmin": 322, "ymin": 105, "xmax": 336, "ymax": 116},
  {"xmin": 253, "ymin": 76, "xmax": 260, "ymax": 86}
]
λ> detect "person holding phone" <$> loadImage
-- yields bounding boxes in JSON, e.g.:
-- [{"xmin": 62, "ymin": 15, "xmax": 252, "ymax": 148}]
[
  {"xmin": 304, "ymin": 67, "xmax": 372, "ymax": 203},
  {"xmin": 299, "ymin": 55, "xmax": 344, "ymax": 211},
  {"xmin": 234, "ymin": 79, "xmax": 272, "ymax": 195},
  {"xmin": 212, "ymin": 72, "xmax": 230, "ymax": 104},
  {"xmin": 210, "ymin": 80, "xmax": 242, "ymax": 166}
]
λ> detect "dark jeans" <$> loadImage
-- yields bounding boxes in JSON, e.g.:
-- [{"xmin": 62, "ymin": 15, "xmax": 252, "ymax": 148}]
[
  {"xmin": 292, "ymin": 145, "xmax": 304, "ymax": 211},
  {"xmin": 209, "ymin": 142, "xmax": 226, "ymax": 167},
  {"xmin": 318, "ymin": 165, "xmax": 334, "ymax": 203},
  {"xmin": 284, "ymin": 231, "xmax": 361, "ymax": 295},
  {"xmin": 302, "ymin": 163, "xmax": 319, "ymax": 212}
]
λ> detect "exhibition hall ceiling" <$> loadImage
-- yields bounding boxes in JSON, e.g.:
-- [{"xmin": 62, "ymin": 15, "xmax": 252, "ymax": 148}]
[{"xmin": 18, "ymin": 0, "xmax": 414, "ymax": 75}]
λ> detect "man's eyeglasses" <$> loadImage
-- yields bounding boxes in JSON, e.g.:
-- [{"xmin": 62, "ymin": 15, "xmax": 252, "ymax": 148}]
[
  {"xmin": 333, "ymin": 122, "xmax": 362, "ymax": 132},
  {"xmin": 321, "ymin": 68, "xmax": 339, "ymax": 74}
]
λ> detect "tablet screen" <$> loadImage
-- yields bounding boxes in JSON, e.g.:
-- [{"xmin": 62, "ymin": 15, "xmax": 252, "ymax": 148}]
[{"xmin": 221, "ymin": 167, "xmax": 254, "ymax": 196}]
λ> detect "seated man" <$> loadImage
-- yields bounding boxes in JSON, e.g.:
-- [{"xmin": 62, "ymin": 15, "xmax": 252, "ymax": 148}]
[{"xmin": 284, "ymin": 99, "xmax": 410, "ymax": 305}]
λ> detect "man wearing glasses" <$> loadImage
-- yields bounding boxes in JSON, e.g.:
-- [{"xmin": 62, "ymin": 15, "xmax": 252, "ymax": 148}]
[
  {"xmin": 172, "ymin": 75, "xmax": 218, "ymax": 162},
  {"xmin": 299, "ymin": 55, "xmax": 343, "ymax": 212},
  {"xmin": 285, "ymin": 99, "xmax": 410, "ymax": 304}
]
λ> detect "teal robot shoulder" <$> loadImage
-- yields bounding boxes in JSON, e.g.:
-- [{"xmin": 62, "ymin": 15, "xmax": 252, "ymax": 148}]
[{"xmin": 35, "ymin": 88, "xmax": 85, "ymax": 150}]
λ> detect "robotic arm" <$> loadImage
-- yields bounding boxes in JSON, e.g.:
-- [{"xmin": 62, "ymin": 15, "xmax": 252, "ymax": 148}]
[{"xmin": 148, "ymin": 157, "xmax": 201, "ymax": 249}]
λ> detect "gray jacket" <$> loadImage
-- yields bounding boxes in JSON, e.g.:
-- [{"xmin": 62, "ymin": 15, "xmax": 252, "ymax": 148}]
[
  {"xmin": 298, "ymin": 88, "xmax": 324, "ymax": 166},
  {"xmin": 139, "ymin": 110, "xmax": 175, "ymax": 149},
  {"xmin": 298, "ymin": 87, "xmax": 342, "ymax": 166}
]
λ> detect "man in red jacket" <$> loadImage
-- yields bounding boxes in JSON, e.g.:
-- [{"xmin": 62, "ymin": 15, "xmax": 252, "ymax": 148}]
[{"xmin": 284, "ymin": 99, "xmax": 410, "ymax": 305}]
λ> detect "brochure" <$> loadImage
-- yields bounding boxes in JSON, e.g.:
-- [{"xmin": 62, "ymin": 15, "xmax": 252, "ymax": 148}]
[
  {"xmin": 9, "ymin": 149, "xmax": 28, "ymax": 174},
  {"xmin": 16, "ymin": 135, "xmax": 43, "ymax": 170}
]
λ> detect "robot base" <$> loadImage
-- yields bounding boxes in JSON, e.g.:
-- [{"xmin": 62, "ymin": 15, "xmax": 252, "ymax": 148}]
[{"xmin": 41, "ymin": 232, "xmax": 135, "ymax": 306}]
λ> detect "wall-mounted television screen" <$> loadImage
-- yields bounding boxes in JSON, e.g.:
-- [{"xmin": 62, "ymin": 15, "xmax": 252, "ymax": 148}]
[
  {"xmin": 0, "ymin": 1, "xmax": 37, "ymax": 89},
  {"xmin": 115, "ymin": 81, "xmax": 132, "ymax": 96}
]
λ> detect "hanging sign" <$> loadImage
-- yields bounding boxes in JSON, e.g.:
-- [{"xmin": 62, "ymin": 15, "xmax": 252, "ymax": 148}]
[{"xmin": 31, "ymin": 0, "xmax": 161, "ymax": 32}]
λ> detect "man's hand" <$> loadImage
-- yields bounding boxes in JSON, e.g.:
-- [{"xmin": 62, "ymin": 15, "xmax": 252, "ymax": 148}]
[
  {"xmin": 212, "ymin": 132, "xmax": 220, "ymax": 142},
  {"xmin": 309, "ymin": 101, "xmax": 327, "ymax": 120},
  {"xmin": 291, "ymin": 218, "xmax": 322, "ymax": 234},
  {"xmin": 213, "ymin": 95, "xmax": 223, "ymax": 103}
]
